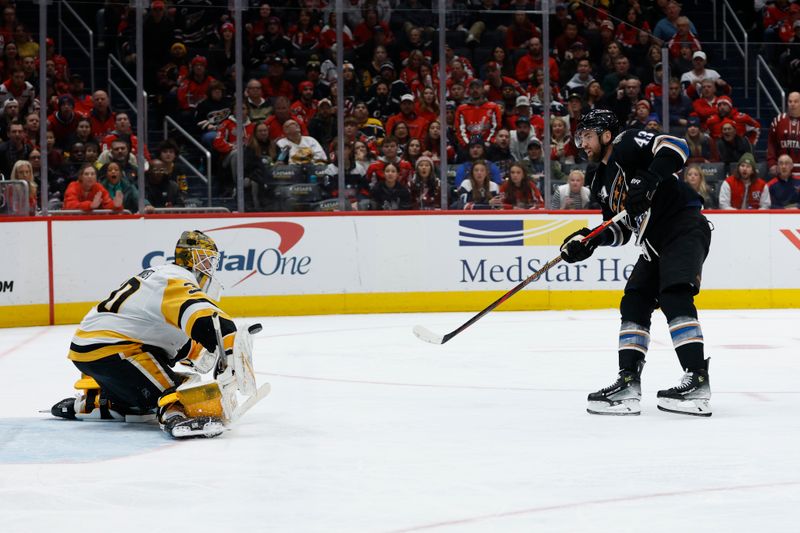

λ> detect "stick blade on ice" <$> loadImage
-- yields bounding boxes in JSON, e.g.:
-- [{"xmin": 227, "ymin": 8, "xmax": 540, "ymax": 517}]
[{"xmin": 413, "ymin": 325, "xmax": 445, "ymax": 345}]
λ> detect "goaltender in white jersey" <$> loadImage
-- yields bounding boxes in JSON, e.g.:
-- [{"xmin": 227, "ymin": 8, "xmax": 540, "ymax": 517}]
[{"xmin": 52, "ymin": 230, "xmax": 263, "ymax": 438}]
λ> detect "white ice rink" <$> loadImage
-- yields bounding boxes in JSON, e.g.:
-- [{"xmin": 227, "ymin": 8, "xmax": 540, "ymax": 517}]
[{"xmin": 1, "ymin": 308, "xmax": 799, "ymax": 532}]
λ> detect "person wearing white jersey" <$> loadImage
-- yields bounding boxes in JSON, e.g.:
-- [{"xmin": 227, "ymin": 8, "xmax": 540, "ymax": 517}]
[{"xmin": 51, "ymin": 230, "xmax": 258, "ymax": 438}]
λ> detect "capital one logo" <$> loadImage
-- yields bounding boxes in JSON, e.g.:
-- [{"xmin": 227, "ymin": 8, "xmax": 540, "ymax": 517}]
[
  {"xmin": 780, "ymin": 229, "xmax": 800, "ymax": 251},
  {"xmin": 142, "ymin": 221, "xmax": 310, "ymax": 287}
]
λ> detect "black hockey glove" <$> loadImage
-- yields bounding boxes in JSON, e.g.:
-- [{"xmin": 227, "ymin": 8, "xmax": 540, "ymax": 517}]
[
  {"xmin": 560, "ymin": 227, "xmax": 597, "ymax": 263},
  {"xmin": 625, "ymin": 169, "xmax": 660, "ymax": 217}
]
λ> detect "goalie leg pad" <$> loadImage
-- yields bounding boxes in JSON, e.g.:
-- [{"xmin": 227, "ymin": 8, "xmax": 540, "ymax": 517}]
[{"xmin": 159, "ymin": 381, "xmax": 237, "ymax": 424}]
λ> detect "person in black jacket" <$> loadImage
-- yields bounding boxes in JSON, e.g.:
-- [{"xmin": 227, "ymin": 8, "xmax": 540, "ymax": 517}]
[
  {"xmin": 561, "ymin": 109, "xmax": 712, "ymax": 417},
  {"xmin": 242, "ymin": 122, "xmax": 273, "ymax": 211},
  {"xmin": 144, "ymin": 159, "xmax": 185, "ymax": 212},
  {"xmin": 368, "ymin": 161, "xmax": 412, "ymax": 210}
]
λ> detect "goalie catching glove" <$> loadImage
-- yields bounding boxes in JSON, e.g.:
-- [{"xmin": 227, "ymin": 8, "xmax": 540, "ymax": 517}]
[{"xmin": 560, "ymin": 227, "xmax": 597, "ymax": 263}]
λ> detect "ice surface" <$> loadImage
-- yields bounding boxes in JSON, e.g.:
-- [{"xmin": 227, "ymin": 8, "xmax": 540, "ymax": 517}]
[{"xmin": 1, "ymin": 309, "xmax": 799, "ymax": 532}]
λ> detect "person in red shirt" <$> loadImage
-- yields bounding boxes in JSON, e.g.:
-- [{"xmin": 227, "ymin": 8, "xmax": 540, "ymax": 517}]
[
  {"xmin": 364, "ymin": 136, "xmax": 414, "ymax": 186},
  {"xmin": 66, "ymin": 74, "xmax": 93, "ymax": 116},
  {"xmin": 63, "ymin": 163, "xmax": 122, "ymax": 212},
  {"xmin": 47, "ymin": 94, "xmax": 82, "ymax": 149},
  {"xmin": 177, "ymin": 55, "xmax": 214, "ymax": 112},
  {"xmin": 88, "ymin": 89, "xmax": 116, "ymax": 139},
  {"xmin": 484, "ymin": 61, "xmax": 523, "ymax": 103},
  {"xmin": 264, "ymin": 96, "xmax": 308, "ymax": 141},
  {"xmin": 260, "ymin": 55, "xmax": 294, "ymax": 102},
  {"xmin": 705, "ymin": 95, "xmax": 761, "ymax": 145},
  {"xmin": 384, "ymin": 94, "xmax": 430, "ymax": 141},
  {"xmin": 515, "ymin": 37, "xmax": 559, "ymax": 85},
  {"xmin": 101, "ymin": 112, "xmax": 151, "ymax": 160},
  {"xmin": 291, "ymin": 81, "xmax": 318, "ymax": 123},
  {"xmin": 691, "ymin": 78, "xmax": 719, "ymax": 129},
  {"xmin": 666, "ymin": 16, "xmax": 702, "ymax": 59},
  {"xmin": 767, "ymin": 91, "xmax": 800, "ymax": 177},
  {"xmin": 454, "ymin": 80, "xmax": 502, "ymax": 150}
]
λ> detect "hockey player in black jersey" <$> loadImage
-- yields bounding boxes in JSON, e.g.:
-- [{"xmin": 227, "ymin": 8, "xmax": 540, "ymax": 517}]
[{"xmin": 560, "ymin": 109, "xmax": 712, "ymax": 417}]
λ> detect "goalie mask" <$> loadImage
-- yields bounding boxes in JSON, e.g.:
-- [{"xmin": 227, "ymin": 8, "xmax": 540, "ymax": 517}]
[{"xmin": 174, "ymin": 230, "xmax": 223, "ymax": 300}]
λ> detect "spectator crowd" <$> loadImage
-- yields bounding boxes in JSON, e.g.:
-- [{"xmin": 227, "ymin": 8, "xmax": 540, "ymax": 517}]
[{"xmin": 0, "ymin": 0, "xmax": 799, "ymax": 215}]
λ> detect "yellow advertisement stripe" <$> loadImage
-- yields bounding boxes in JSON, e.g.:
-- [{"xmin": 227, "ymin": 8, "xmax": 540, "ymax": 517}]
[
  {"xmin": 523, "ymin": 220, "xmax": 589, "ymax": 246},
  {"xmin": 5, "ymin": 289, "xmax": 799, "ymax": 327}
]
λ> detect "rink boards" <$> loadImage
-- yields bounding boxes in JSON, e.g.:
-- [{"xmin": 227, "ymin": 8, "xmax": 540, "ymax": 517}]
[{"xmin": 1, "ymin": 211, "xmax": 799, "ymax": 326}]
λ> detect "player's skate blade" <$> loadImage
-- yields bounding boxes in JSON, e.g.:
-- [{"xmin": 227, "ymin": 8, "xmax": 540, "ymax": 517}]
[
  {"xmin": 657, "ymin": 398, "xmax": 711, "ymax": 417},
  {"xmin": 164, "ymin": 416, "xmax": 225, "ymax": 438},
  {"xmin": 587, "ymin": 399, "xmax": 641, "ymax": 416}
]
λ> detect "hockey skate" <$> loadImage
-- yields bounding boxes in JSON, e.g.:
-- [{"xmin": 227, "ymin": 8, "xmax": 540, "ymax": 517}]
[
  {"xmin": 50, "ymin": 395, "xmax": 155, "ymax": 422},
  {"xmin": 587, "ymin": 361, "xmax": 644, "ymax": 416},
  {"xmin": 657, "ymin": 359, "xmax": 711, "ymax": 417},
  {"xmin": 161, "ymin": 414, "xmax": 225, "ymax": 439}
]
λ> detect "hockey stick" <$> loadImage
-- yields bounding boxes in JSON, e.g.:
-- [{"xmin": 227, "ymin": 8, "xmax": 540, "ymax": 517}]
[{"xmin": 413, "ymin": 210, "xmax": 628, "ymax": 345}]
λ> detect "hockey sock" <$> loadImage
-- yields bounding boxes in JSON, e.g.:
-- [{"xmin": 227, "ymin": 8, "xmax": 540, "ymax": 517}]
[
  {"xmin": 668, "ymin": 316, "xmax": 705, "ymax": 371},
  {"xmin": 618, "ymin": 321, "xmax": 649, "ymax": 372},
  {"xmin": 660, "ymin": 286, "xmax": 705, "ymax": 371}
]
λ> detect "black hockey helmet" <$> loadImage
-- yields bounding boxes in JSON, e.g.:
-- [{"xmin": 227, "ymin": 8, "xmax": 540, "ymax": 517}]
[{"xmin": 574, "ymin": 109, "xmax": 619, "ymax": 148}]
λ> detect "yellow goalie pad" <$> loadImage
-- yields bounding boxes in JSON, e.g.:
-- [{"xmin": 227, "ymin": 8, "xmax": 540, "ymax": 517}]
[
  {"xmin": 158, "ymin": 382, "xmax": 237, "ymax": 423},
  {"xmin": 74, "ymin": 374, "xmax": 100, "ymax": 391}
]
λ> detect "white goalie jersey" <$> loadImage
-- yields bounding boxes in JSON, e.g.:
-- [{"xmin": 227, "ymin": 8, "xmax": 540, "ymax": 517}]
[{"xmin": 68, "ymin": 264, "xmax": 230, "ymax": 364}]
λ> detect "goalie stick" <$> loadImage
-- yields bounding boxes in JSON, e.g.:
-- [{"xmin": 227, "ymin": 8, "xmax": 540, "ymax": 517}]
[
  {"xmin": 413, "ymin": 210, "xmax": 628, "ymax": 345},
  {"xmin": 229, "ymin": 382, "xmax": 271, "ymax": 423}
]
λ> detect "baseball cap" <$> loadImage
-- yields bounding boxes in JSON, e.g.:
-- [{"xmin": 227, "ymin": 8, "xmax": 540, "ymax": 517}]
[
  {"xmin": 570, "ymin": 41, "xmax": 586, "ymax": 50},
  {"xmin": 600, "ymin": 20, "xmax": 614, "ymax": 31},
  {"xmin": 566, "ymin": 91, "xmax": 583, "ymax": 101},
  {"xmin": 528, "ymin": 137, "xmax": 542, "ymax": 147},
  {"xmin": 687, "ymin": 116, "xmax": 700, "ymax": 127},
  {"xmin": 692, "ymin": 50, "xmax": 707, "ymax": 61},
  {"xmin": 380, "ymin": 61, "xmax": 395, "ymax": 71},
  {"xmin": 516, "ymin": 95, "xmax": 531, "ymax": 107},
  {"xmin": 486, "ymin": 61, "xmax": 500, "ymax": 71},
  {"xmin": 793, "ymin": 20, "xmax": 800, "ymax": 29},
  {"xmin": 318, "ymin": 98, "xmax": 332, "ymax": 107},
  {"xmin": 445, "ymin": 100, "xmax": 456, "ymax": 110},
  {"xmin": 151, "ymin": 0, "xmax": 165, "ymax": 9},
  {"xmin": 221, "ymin": 22, "xmax": 234, "ymax": 33},
  {"xmin": 515, "ymin": 115, "xmax": 530, "ymax": 125},
  {"xmin": 190, "ymin": 55, "xmax": 208, "ymax": 67},
  {"xmin": 400, "ymin": 93, "xmax": 414, "ymax": 102},
  {"xmin": 636, "ymin": 99, "xmax": 651, "ymax": 110}
]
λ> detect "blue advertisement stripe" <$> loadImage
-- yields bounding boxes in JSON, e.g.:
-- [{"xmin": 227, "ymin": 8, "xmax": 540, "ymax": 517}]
[
  {"xmin": 459, "ymin": 231, "xmax": 525, "ymax": 240},
  {"xmin": 459, "ymin": 220, "xmax": 524, "ymax": 232},
  {"xmin": 460, "ymin": 240, "xmax": 524, "ymax": 246}
]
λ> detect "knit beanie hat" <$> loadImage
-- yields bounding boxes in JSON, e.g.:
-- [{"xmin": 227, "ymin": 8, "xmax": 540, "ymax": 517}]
[{"xmin": 738, "ymin": 152, "xmax": 756, "ymax": 170}]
